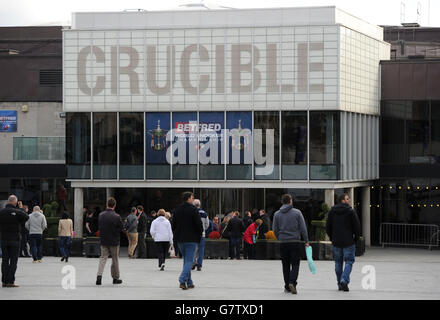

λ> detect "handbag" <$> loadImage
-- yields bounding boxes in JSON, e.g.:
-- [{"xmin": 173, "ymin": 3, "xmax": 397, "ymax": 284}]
[
  {"xmin": 168, "ymin": 244, "xmax": 175, "ymax": 257},
  {"xmin": 306, "ymin": 246, "xmax": 316, "ymax": 274}
]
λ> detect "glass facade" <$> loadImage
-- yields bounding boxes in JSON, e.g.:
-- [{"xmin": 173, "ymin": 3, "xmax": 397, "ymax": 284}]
[
  {"xmin": 14, "ymin": 137, "xmax": 65, "ymax": 161},
  {"xmin": 310, "ymin": 111, "xmax": 340, "ymax": 180},
  {"xmin": 93, "ymin": 113, "xmax": 117, "ymax": 179},
  {"xmin": 66, "ymin": 110, "xmax": 345, "ymax": 181},
  {"xmin": 119, "ymin": 113, "xmax": 143, "ymax": 179},
  {"xmin": 66, "ymin": 113, "xmax": 91, "ymax": 179},
  {"xmin": 281, "ymin": 111, "xmax": 307, "ymax": 180}
]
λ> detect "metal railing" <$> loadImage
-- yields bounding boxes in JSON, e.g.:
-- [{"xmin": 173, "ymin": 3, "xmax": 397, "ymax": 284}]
[{"xmin": 380, "ymin": 223, "xmax": 440, "ymax": 250}]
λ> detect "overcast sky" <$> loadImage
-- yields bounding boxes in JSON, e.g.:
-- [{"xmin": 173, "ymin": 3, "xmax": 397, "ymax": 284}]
[{"xmin": 0, "ymin": 0, "xmax": 438, "ymax": 27}]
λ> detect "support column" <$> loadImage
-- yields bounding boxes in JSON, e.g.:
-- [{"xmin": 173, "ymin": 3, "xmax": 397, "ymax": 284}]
[
  {"xmin": 346, "ymin": 187, "xmax": 354, "ymax": 207},
  {"xmin": 362, "ymin": 186, "xmax": 371, "ymax": 246},
  {"xmin": 325, "ymin": 189, "xmax": 334, "ymax": 208},
  {"xmin": 74, "ymin": 188, "xmax": 84, "ymax": 238},
  {"xmin": 106, "ymin": 188, "xmax": 114, "ymax": 200}
]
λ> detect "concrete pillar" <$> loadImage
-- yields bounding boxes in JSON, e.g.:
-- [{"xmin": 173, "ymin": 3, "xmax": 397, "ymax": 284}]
[
  {"xmin": 74, "ymin": 188, "xmax": 84, "ymax": 238},
  {"xmin": 346, "ymin": 187, "xmax": 355, "ymax": 207},
  {"xmin": 362, "ymin": 186, "xmax": 371, "ymax": 246},
  {"xmin": 325, "ymin": 189, "xmax": 334, "ymax": 208},
  {"xmin": 106, "ymin": 188, "xmax": 114, "ymax": 200}
]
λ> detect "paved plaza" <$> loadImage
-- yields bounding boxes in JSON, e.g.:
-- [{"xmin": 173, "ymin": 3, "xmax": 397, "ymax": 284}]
[{"xmin": 1, "ymin": 247, "xmax": 439, "ymax": 300}]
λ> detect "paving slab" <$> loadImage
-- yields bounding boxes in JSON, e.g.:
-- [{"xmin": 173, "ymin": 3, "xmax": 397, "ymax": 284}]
[{"xmin": 1, "ymin": 247, "xmax": 439, "ymax": 300}]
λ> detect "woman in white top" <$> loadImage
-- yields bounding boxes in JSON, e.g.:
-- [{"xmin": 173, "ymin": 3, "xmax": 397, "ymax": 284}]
[{"xmin": 150, "ymin": 209, "xmax": 173, "ymax": 271}]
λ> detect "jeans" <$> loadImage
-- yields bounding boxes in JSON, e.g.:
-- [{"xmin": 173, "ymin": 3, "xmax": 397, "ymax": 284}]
[
  {"xmin": 178, "ymin": 242, "xmax": 197, "ymax": 286},
  {"xmin": 333, "ymin": 244, "xmax": 356, "ymax": 286},
  {"xmin": 1, "ymin": 240, "xmax": 20, "ymax": 284},
  {"xmin": 194, "ymin": 237, "xmax": 205, "ymax": 267},
  {"xmin": 280, "ymin": 242, "xmax": 301, "ymax": 287},
  {"xmin": 230, "ymin": 237, "xmax": 241, "ymax": 259},
  {"xmin": 29, "ymin": 234, "xmax": 43, "ymax": 261},
  {"xmin": 59, "ymin": 236, "xmax": 71, "ymax": 258}
]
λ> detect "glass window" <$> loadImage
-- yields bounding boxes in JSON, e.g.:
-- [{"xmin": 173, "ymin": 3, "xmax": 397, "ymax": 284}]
[
  {"xmin": 199, "ymin": 112, "xmax": 225, "ymax": 180},
  {"xmin": 310, "ymin": 111, "xmax": 340, "ymax": 180},
  {"xmin": 172, "ymin": 112, "xmax": 198, "ymax": 180},
  {"xmin": 66, "ymin": 113, "xmax": 91, "ymax": 179},
  {"xmin": 119, "ymin": 113, "xmax": 144, "ymax": 179},
  {"xmin": 407, "ymin": 101, "xmax": 430, "ymax": 164},
  {"xmin": 254, "ymin": 111, "xmax": 279, "ymax": 180},
  {"xmin": 226, "ymin": 111, "xmax": 252, "ymax": 180},
  {"xmin": 281, "ymin": 111, "xmax": 307, "ymax": 180},
  {"xmin": 146, "ymin": 112, "xmax": 171, "ymax": 180},
  {"xmin": 431, "ymin": 101, "xmax": 440, "ymax": 164},
  {"xmin": 93, "ymin": 113, "xmax": 117, "ymax": 180},
  {"xmin": 381, "ymin": 101, "xmax": 409, "ymax": 164},
  {"xmin": 14, "ymin": 137, "xmax": 65, "ymax": 161}
]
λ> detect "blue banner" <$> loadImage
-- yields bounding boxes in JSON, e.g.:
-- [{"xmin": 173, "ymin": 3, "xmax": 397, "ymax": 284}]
[
  {"xmin": 146, "ymin": 112, "xmax": 170, "ymax": 164},
  {"xmin": 199, "ymin": 112, "xmax": 224, "ymax": 164},
  {"xmin": 227, "ymin": 111, "xmax": 252, "ymax": 164},
  {"xmin": 172, "ymin": 112, "xmax": 198, "ymax": 164},
  {"xmin": 0, "ymin": 111, "xmax": 17, "ymax": 132}
]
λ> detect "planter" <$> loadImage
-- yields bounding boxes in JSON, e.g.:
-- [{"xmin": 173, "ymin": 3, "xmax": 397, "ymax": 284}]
[
  {"xmin": 255, "ymin": 240, "xmax": 268, "ymax": 259},
  {"xmin": 146, "ymin": 237, "xmax": 157, "ymax": 258},
  {"xmin": 204, "ymin": 239, "xmax": 229, "ymax": 259},
  {"xmin": 84, "ymin": 237, "xmax": 101, "ymax": 257},
  {"xmin": 70, "ymin": 238, "xmax": 84, "ymax": 257},
  {"xmin": 42, "ymin": 238, "xmax": 58, "ymax": 257},
  {"xmin": 356, "ymin": 237, "xmax": 365, "ymax": 257}
]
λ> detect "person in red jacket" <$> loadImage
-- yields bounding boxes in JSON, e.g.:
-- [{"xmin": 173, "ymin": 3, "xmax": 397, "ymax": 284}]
[{"xmin": 243, "ymin": 219, "xmax": 262, "ymax": 259}]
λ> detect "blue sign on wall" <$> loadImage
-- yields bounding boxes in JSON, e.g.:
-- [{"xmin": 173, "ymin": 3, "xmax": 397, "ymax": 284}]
[
  {"xmin": 0, "ymin": 111, "xmax": 17, "ymax": 132},
  {"xmin": 199, "ymin": 112, "xmax": 224, "ymax": 164},
  {"xmin": 227, "ymin": 111, "xmax": 252, "ymax": 164}
]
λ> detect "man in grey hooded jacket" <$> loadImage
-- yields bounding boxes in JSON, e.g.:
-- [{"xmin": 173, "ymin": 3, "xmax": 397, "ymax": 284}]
[
  {"xmin": 272, "ymin": 194, "xmax": 309, "ymax": 294},
  {"xmin": 25, "ymin": 206, "xmax": 47, "ymax": 262}
]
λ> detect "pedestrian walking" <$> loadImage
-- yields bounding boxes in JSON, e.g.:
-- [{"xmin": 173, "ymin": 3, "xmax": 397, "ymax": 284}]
[
  {"xmin": 136, "ymin": 205, "xmax": 147, "ymax": 259},
  {"xmin": 58, "ymin": 212, "xmax": 73, "ymax": 263},
  {"xmin": 125, "ymin": 207, "xmax": 139, "ymax": 259},
  {"xmin": 192, "ymin": 199, "xmax": 209, "ymax": 271},
  {"xmin": 25, "ymin": 206, "xmax": 47, "ymax": 263},
  {"xmin": 326, "ymin": 193, "xmax": 361, "ymax": 292},
  {"xmin": 243, "ymin": 219, "xmax": 262, "ymax": 260},
  {"xmin": 272, "ymin": 194, "xmax": 309, "ymax": 295},
  {"xmin": 0, "ymin": 195, "xmax": 28, "ymax": 288},
  {"xmin": 228, "ymin": 212, "xmax": 245, "ymax": 260},
  {"xmin": 171, "ymin": 192, "xmax": 203, "ymax": 290},
  {"xmin": 96, "ymin": 197, "xmax": 123, "ymax": 286},
  {"xmin": 150, "ymin": 209, "xmax": 173, "ymax": 271},
  {"xmin": 19, "ymin": 205, "xmax": 30, "ymax": 257}
]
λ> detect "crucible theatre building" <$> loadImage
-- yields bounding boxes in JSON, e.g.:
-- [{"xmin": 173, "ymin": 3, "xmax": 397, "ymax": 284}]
[{"xmin": 63, "ymin": 6, "xmax": 390, "ymax": 243}]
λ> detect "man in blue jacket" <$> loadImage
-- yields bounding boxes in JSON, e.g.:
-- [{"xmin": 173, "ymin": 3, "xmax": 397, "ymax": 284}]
[
  {"xmin": 326, "ymin": 193, "xmax": 361, "ymax": 292},
  {"xmin": 273, "ymin": 194, "xmax": 309, "ymax": 295},
  {"xmin": 172, "ymin": 192, "xmax": 203, "ymax": 290}
]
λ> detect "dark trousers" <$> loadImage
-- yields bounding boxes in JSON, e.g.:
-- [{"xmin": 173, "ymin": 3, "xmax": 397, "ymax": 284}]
[
  {"xmin": 1, "ymin": 241, "xmax": 20, "ymax": 284},
  {"xmin": 280, "ymin": 242, "xmax": 301, "ymax": 288},
  {"xmin": 230, "ymin": 237, "xmax": 241, "ymax": 259},
  {"xmin": 136, "ymin": 232, "xmax": 146, "ymax": 258},
  {"xmin": 155, "ymin": 241, "xmax": 169, "ymax": 267},
  {"xmin": 244, "ymin": 242, "xmax": 255, "ymax": 259},
  {"xmin": 29, "ymin": 234, "xmax": 43, "ymax": 261},
  {"xmin": 20, "ymin": 232, "xmax": 30, "ymax": 256}
]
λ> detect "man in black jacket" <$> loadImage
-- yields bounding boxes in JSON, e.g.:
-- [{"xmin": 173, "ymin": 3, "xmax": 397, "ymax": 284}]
[
  {"xmin": 171, "ymin": 192, "xmax": 203, "ymax": 290},
  {"xmin": 228, "ymin": 212, "xmax": 245, "ymax": 259},
  {"xmin": 258, "ymin": 209, "xmax": 271, "ymax": 239},
  {"xmin": 96, "ymin": 197, "xmax": 124, "ymax": 286},
  {"xmin": 136, "ymin": 205, "xmax": 147, "ymax": 259},
  {"xmin": 0, "ymin": 195, "xmax": 29, "ymax": 288},
  {"xmin": 326, "ymin": 193, "xmax": 361, "ymax": 292}
]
